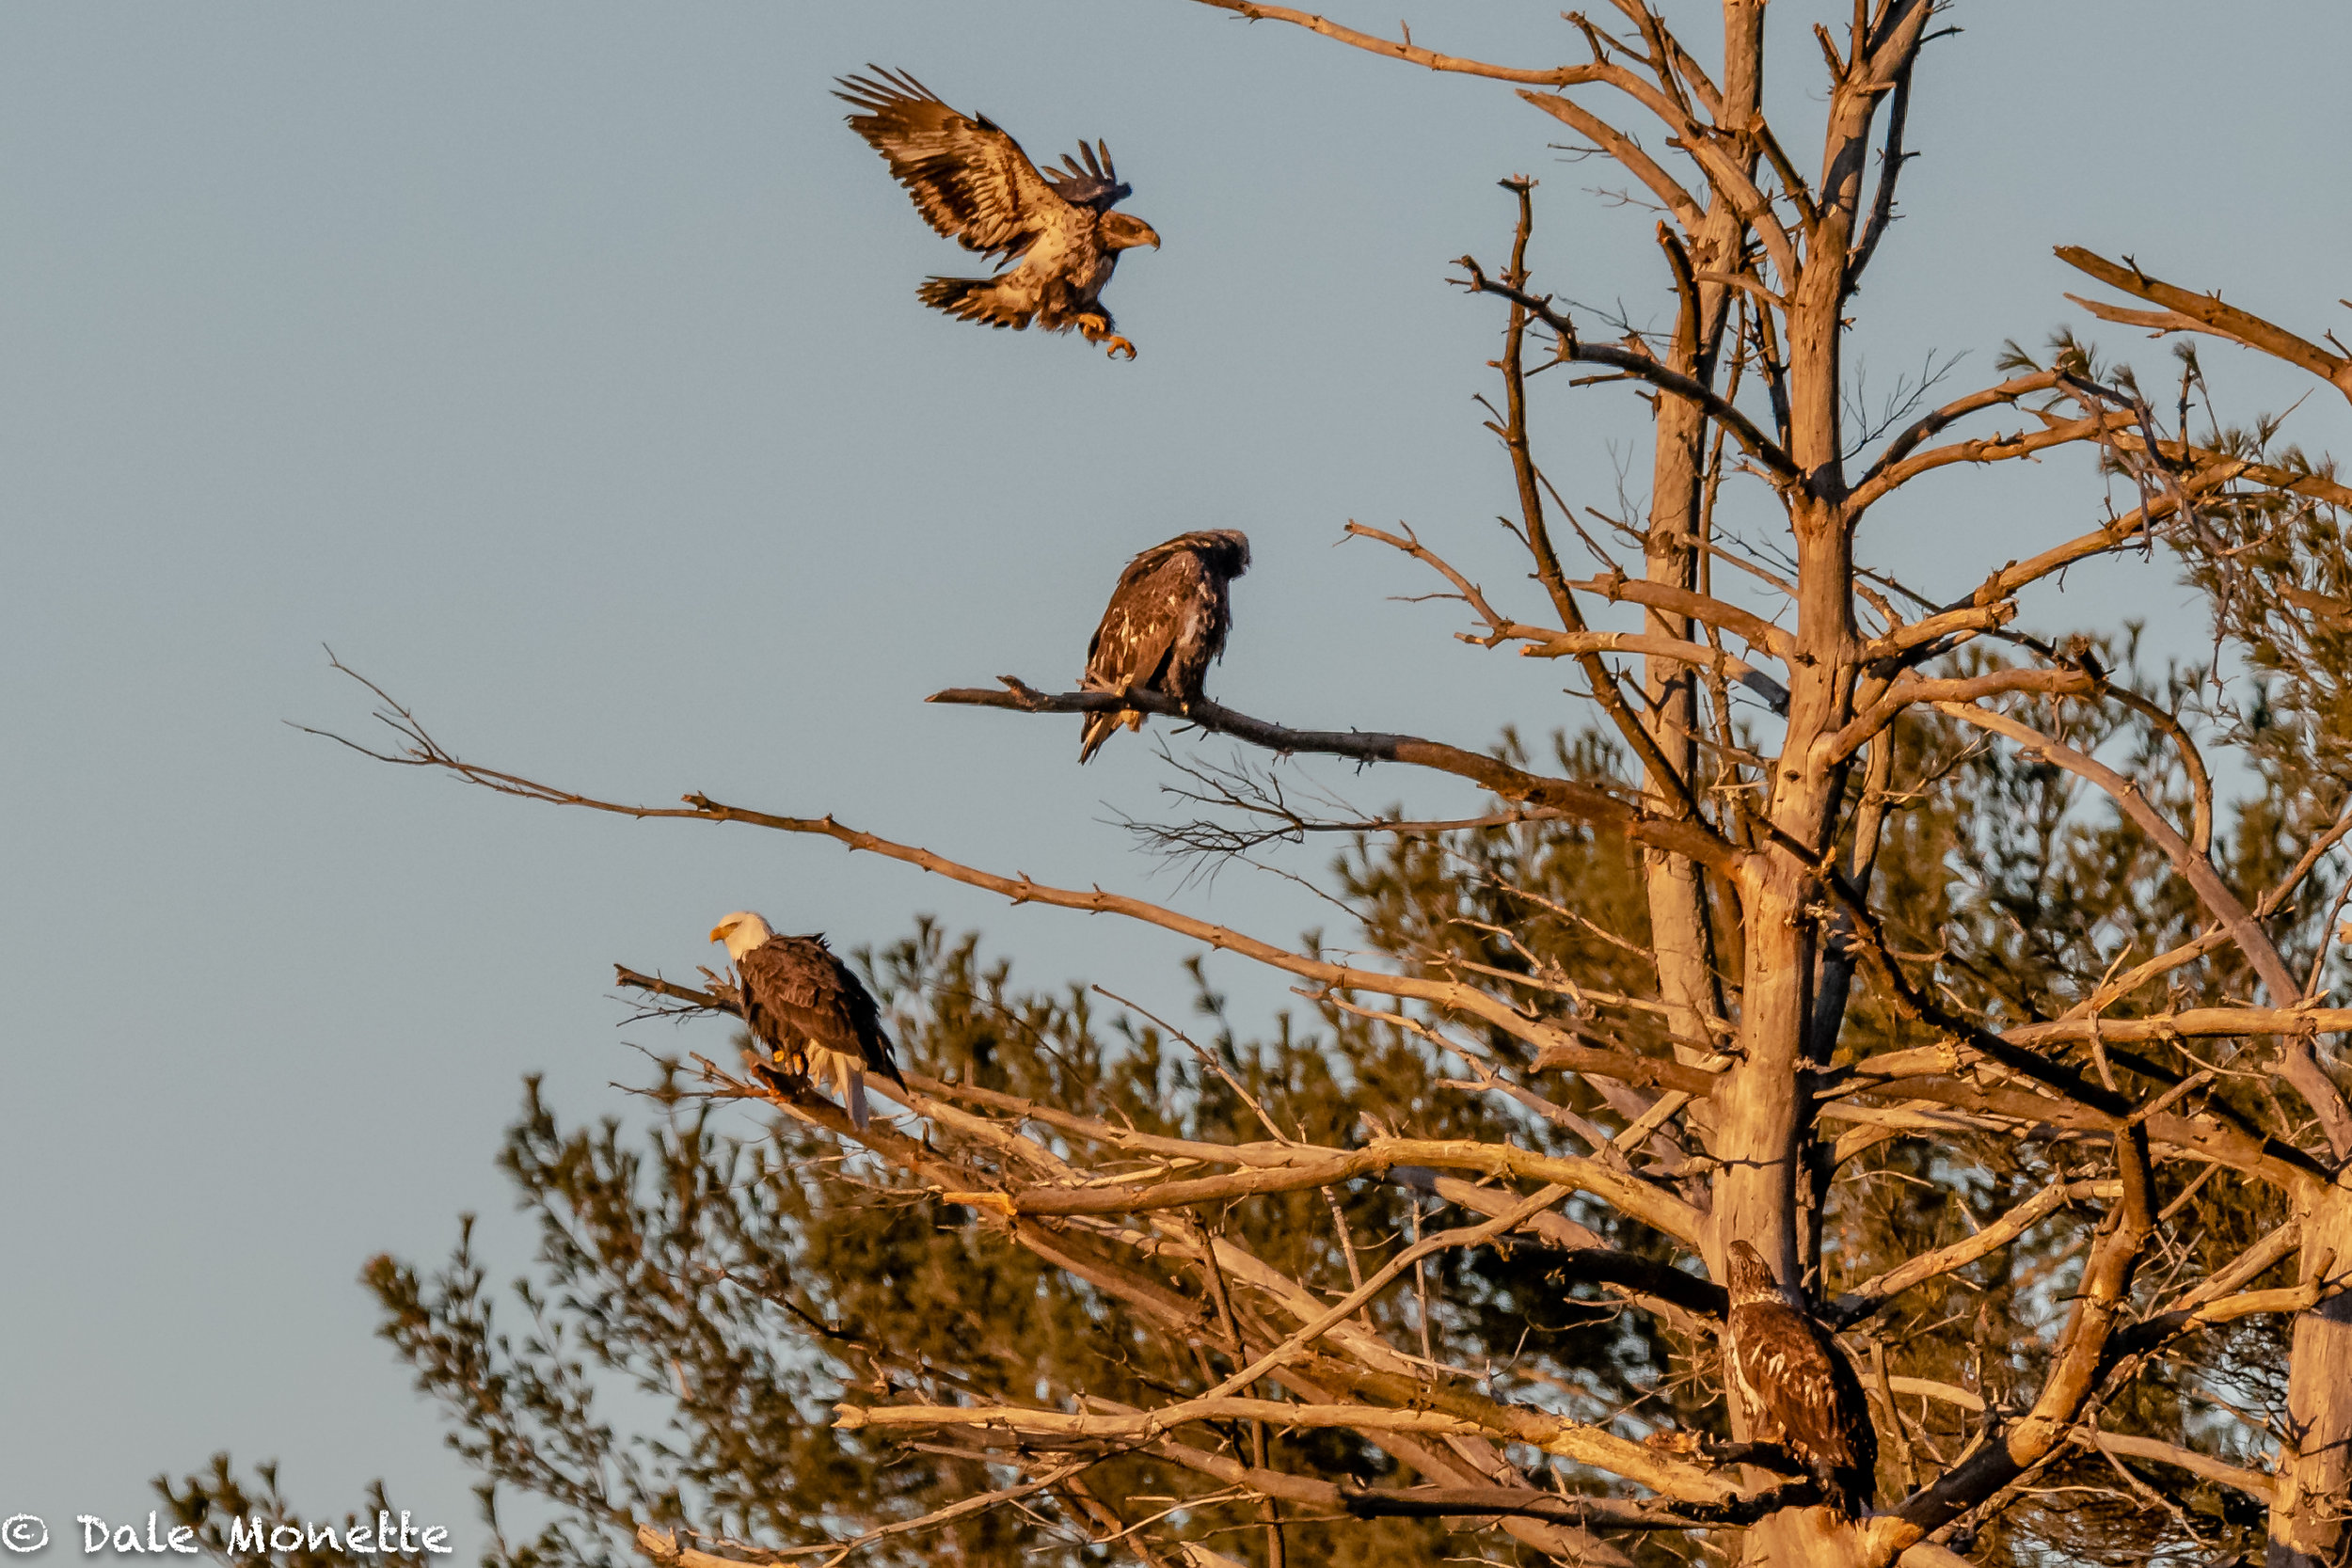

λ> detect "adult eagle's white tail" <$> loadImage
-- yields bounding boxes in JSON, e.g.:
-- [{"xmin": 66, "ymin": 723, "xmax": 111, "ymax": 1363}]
[{"xmin": 816, "ymin": 1048, "xmax": 871, "ymax": 1129}]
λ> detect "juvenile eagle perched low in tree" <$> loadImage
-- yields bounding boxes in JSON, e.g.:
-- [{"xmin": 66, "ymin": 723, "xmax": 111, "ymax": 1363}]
[
  {"xmin": 710, "ymin": 911, "xmax": 905, "ymax": 1129},
  {"xmin": 1078, "ymin": 530, "xmax": 1251, "ymax": 763},
  {"xmin": 1724, "ymin": 1241, "xmax": 1878, "ymax": 1516},
  {"xmin": 835, "ymin": 67, "xmax": 1161, "ymax": 359}
]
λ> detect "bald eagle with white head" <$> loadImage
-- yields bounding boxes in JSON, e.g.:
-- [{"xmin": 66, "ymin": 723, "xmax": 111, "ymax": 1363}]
[
  {"xmin": 710, "ymin": 912, "xmax": 906, "ymax": 1129},
  {"xmin": 835, "ymin": 67, "xmax": 1160, "ymax": 359},
  {"xmin": 1724, "ymin": 1240, "xmax": 1877, "ymax": 1517},
  {"xmin": 1079, "ymin": 530, "xmax": 1250, "ymax": 763}
]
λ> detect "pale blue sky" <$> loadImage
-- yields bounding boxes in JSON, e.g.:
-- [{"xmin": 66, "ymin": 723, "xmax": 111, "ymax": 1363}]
[{"xmin": 4, "ymin": 1, "xmax": 2346, "ymax": 1547}]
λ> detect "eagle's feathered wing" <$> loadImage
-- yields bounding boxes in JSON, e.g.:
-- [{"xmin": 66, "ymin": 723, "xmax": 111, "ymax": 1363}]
[
  {"xmin": 835, "ymin": 68, "xmax": 1140, "ymax": 342},
  {"xmin": 1725, "ymin": 1245, "xmax": 1877, "ymax": 1516},
  {"xmin": 735, "ymin": 934, "xmax": 905, "ymax": 1126},
  {"xmin": 1079, "ymin": 531, "xmax": 1249, "ymax": 763},
  {"xmin": 834, "ymin": 67, "xmax": 1069, "ymax": 261}
]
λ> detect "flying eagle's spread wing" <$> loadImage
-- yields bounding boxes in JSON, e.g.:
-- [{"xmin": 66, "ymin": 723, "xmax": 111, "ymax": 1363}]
[
  {"xmin": 1728, "ymin": 1296, "xmax": 1878, "ymax": 1515},
  {"xmin": 834, "ymin": 68, "xmax": 1071, "ymax": 261},
  {"xmin": 736, "ymin": 935, "xmax": 906, "ymax": 1089},
  {"xmin": 1041, "ymin": 139, "xmax": 1132, "ymax": 213}
]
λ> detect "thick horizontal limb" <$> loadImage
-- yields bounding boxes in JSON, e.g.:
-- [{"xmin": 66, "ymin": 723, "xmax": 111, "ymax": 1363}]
[
  {"xmin": 1846, "ymin": 406, "xmax": 2128, "ymax": 513},
  {"xmin": 836, "ymin": 1394, "xmax": 1739, "ymax": 1507},
  {"xmin": 2007, "ymin": 1007, "xmax": 2352, "ymax": 1048},
  {"xmin": 1188, "ymin": 2, "xmax": 1622, "ymax": 89},
  {"xmin": 1144, "ymin": 1433, "xmax": 1816, "ymax": 1531},
  {"xmin": 1853, "ymin": 1071, "xmax": 2323, "ymax": 1193},
  {"xmin": 612, "ymin": 992, "xmax": 1708, "ymax": 1242},
  {"xmin": 1860, "ymin": 602, "xmax": 2019, "ymax": 664},
  {"xmin": 1821, "ymin": 668, "xmax": 2095, "ymax": 763},
  {"xmin": 2087, "ymin": 1433, "xmax": 2276, "ymax": 1506},
  {"xmin": 2057, "ymin": 245, "xmax": 2352, "ymax": 403},
  {"xmin": 1860, "ymin": 371, "xmax": 2060, "ymax": 488},
  {"xmin": 1838, "ymin": 1036, "xmax": 2327, "ymax": 1193},
  {"xmin": 1952, "ymin": 471, "xmax": 2225, "ymax": 605},
  {"xmin": 926, "ymin": 678, "xmax": 1741, "ymax": 870},
  {"xmin": 1853, "ymin": 362, "xmax": 2349, "ymax": 521},
  {"xmin": 944, "ymin": 1133, "xmax": 1704, "ymax": 1244},
  {"xmin": 1559, "ymin": 574, "xmax": 1798, "ymax": 661},
  {"xmin": 2114, "ymin": 432, "xmax": 2352, "ymax": 510}
]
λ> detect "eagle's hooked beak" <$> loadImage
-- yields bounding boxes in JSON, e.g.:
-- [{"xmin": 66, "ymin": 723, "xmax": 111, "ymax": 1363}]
[
  {"xmin": 708, "ymin": 924, "xmax": 731, "ymax": 944},
  {"xmin": 1106, "ymin": 216, "xmax": 1160, "ymax": 252}
]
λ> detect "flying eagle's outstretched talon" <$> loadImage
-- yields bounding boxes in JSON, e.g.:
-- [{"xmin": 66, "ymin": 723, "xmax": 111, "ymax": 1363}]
[
  {"xmin": 836, "ymin": 69, "xmax": 1159, "ymax": 354},
  {"xmin": 1102, "ymin": 335, "xmax": 1136, "ymax": 360},
  {"xmin": 1077, "ymin": 531, "xmax": 1252, "ymax": 763}
]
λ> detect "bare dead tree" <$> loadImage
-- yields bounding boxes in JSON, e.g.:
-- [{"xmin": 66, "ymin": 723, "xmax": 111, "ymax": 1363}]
[{"xmin": 306, "ymin": 8, "xmax": 2352, "ymax": 1568}]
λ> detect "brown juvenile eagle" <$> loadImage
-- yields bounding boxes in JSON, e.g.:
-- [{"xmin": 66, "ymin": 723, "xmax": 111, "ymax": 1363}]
[
  {"xmin": 1724, "ymin": 1240, "xmax": 1877, "ymax": 1517},
  {"xmin": 835, "ymin": 67, "xmax": 1160, "ymax": 359},
  {"xmin": 1079, "ymin": 530, "xmax": 1251, "ymax": 763},
  {"xmin": 711, "ymin": 911, "xmax": 905, "ymax": 1129}
]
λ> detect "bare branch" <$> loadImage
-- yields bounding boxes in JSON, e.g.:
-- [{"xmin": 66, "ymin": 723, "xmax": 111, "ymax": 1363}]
[
  {"xmin": 1455, "ymin": 260, "xmax": 1803, "ymax": 482},
  {"xmin": 927, "ymin": 677, "xmax": 1743, "ymax": 871},
  {"xmin": 1560, "ymin": 572, "xmax": 1798, "ymax": 660},
  {"xmin": 1185, "ymin": 3, "xmax": 1627, "ymax": 89},
  {"xmin": 2057, "ymin": 245, "xmax": 2352, "ymax": 403},
  {"xmin": 1512, "ymin": 626, "xmax": 1790, "ymax": 711},
  {"xmin": 1831, "ymin": 1179, "xmax": 2119, "ymax": 1326}
]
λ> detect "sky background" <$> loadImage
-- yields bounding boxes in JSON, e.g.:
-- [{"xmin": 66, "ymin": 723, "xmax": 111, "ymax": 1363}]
[{"xmin": 4, "ymin": 0, "xmax": 2348, "ymax": 1549}]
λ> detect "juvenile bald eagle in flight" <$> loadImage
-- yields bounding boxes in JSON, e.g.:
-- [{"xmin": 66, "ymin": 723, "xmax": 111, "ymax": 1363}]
[
  {"xmin": 711, "ymin": 911, "xmax": 905, "ymax": 1129},
  {"xmin": 835, "ymin": 67, "xmax": 1160, "ymax": 359},
  {"xmin": 1079, "ymin": 530, "xmax": 1250, "ymax": 763},
  {"xmin": 1724, "ymin": 1241, "xmax": 1877, "ymax": 1516}
]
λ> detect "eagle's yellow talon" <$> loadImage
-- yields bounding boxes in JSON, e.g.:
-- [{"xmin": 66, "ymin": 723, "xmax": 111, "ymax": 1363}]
[{"xmin": 1104, "ymin": 336, "xmax": 1136, "ymax": 361}]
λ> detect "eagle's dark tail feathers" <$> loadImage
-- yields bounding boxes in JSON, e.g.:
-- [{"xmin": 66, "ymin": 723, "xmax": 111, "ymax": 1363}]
[
  {"xmin": 1078, "ymin": 711, "xmax": 1117, "ymax": 764},
  {"xmin": 1079, "ymin": 707, "xmax": 1148, "ymax": 764},
  {"xmin": 918, "ymin": 276, "xmax": 1031, "ymax": 330}
]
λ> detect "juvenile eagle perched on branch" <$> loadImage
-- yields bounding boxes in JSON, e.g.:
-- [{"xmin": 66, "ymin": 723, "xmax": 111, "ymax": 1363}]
[
  {"xmin": 835, "ymin": 67, "xmax": 1161, "ymax": 359},
  {"xmin": 710, "ymin": 911, "xmax": 905, "ymax": 1128},
  {"xmin": 1724, "ymin": 1241, "xmax": 1878, "ymax": 1516},
  {"xmin": 1079, "ymin": 530, "xmax": 1251, "ymax": 763}
]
